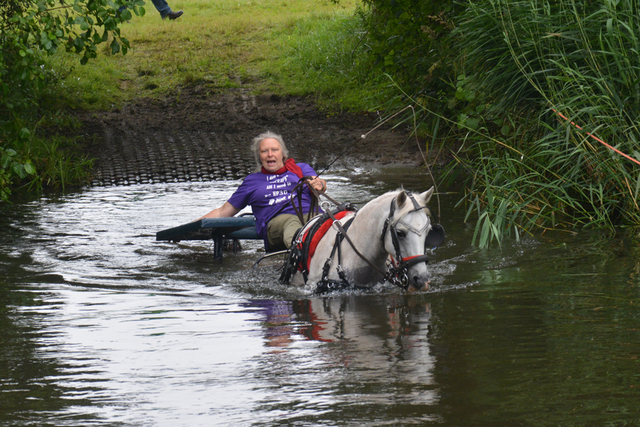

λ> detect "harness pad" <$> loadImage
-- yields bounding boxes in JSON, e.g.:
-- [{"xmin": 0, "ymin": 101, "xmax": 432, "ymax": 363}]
[
  {"xmin": 279, "ymin": 205, "xmax": 356, "ymax": 285},
  {"xmin": 301, "ymin": 210, "xmax": 354, "ymax": 272}
]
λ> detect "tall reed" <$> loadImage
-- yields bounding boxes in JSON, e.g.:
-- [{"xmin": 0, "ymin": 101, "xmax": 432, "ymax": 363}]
[{"xmin": 448, "ymin": 0, "xmax": 640, "ymax": 246}]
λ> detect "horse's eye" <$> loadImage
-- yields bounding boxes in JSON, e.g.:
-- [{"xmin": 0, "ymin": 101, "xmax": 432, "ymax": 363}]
[{"xmin": 396, "ymin": 230, "xmax": 407, "ymax": 238}]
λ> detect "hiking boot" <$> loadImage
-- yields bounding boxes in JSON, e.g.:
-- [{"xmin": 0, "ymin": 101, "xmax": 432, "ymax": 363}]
[{"xmin": 165, "ymin": 10, "xmax": 183, "ymax": 20}]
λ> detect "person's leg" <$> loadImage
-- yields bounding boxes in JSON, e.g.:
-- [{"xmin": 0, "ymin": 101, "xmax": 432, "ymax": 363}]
[
  {"xmin": 267, "ymin": 214, "xmax": 304, "ymax": 250},
  {"xmin": 150, "ymin": 0, "xmax": 171, "ymax": 17},
  {"xmin": 151, "ymin": 0, "xmax": 183, "ymax": 19}
]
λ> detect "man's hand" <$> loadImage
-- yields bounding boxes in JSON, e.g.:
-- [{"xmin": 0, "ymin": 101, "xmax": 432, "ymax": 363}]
[{"xmin": 307, "ymin": 176, "xmax": 327, "ymax": 194}]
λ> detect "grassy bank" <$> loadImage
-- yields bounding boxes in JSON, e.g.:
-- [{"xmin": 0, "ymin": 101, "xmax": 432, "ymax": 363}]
[
  {"xmin": 48, "ymin": 0, "xmax": 372, "ymax": 110},
  {"xmin": 10, "ymin": 0, "xmax": 638, "ymax": 249},
  {"xmin": 2, "ymin": 0, "xmax": 383, "ymax": 200}
]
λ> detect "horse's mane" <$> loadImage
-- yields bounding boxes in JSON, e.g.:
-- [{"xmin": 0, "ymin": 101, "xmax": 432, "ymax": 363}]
[{"xmin": 362, "ymin": 189, "xmax": 430, "ymax": 220}]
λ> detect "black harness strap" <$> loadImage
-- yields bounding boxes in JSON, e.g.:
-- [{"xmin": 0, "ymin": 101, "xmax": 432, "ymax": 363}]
[
  {"xmin": 267, "ymin": 175, "xmax": 321, "ymax": 229},
  {"xmin": 326, "ymin": 207, "xmax": 388, "ymax": 279},
  {"xmin": 319, "ymin": 216, "xmax": 355, "ymax": 281},
  {"xmin": 316, "ymin": 216, "xmax": 356, "ymax": 293},
  {"xmin": 291, "ymin": 176, "xmax": 321, "ymax": 225}
]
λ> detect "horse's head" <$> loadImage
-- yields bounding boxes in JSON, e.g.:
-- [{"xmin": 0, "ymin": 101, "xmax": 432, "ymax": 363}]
[{"xmin": 381, "ymin": 187, "xmax": 444, "ymax": 291}]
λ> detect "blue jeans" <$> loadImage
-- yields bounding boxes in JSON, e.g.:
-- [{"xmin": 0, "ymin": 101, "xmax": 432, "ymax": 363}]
[
  {"xmin": 118, "ymin": 0, "xmax": 172, "ymax": 18},
  {"xmin": 150, "ymin": 0, "xmax": 172, "ymax": 18}
]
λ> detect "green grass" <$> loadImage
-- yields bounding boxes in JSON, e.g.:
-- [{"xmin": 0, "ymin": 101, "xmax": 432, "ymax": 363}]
[
  {"xmin": 1, "ymin": 0, "xmax": 378, "ymax": 200},
  {"xmin": 266, "ymin": 10, "xmax": 391, "ymax": 110},
  {"xmin": 46, "ymin": 0, "xmax": 364, "ymax": 110}
]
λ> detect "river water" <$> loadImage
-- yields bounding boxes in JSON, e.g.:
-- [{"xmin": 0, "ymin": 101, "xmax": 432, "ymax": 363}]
[{"xmin": 1, "ymin": 167, "xmax": 639, "ymax": 426}]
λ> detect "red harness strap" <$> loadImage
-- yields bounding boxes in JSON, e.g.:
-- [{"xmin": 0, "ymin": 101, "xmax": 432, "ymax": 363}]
[
  {"xmin": 390, "ymin": 254, "xmax": 423, "ymax": 267},
  {"xmin": 300, "ymin": 210, "xmax": 353, "ymax": 271}
]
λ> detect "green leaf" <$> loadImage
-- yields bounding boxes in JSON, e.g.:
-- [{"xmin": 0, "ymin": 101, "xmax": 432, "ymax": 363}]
[
  {"xmin": 111, "ymin": 39, "xmax": 121, "ymax": 55},
  {"xmin": 466, "ymin": 117, "xmax": 480, "ymax": 130},
  {"xmin": 12, "ymin": 162, "xmax": 27, "ymax": 179},
  {"xmin": 464, "ymin": 91, "xmax": 476, "ymax": 102},
  {"xmin": 24, "ymin": 162, "xmax": 36, "ymax": 175},
  {"xmin": 18, "ymin": 128, "xmax": 31, "ymax": 140},
  {"xmin": 119, "ymin": 9, "xmax": 132, "ymax": 21}
]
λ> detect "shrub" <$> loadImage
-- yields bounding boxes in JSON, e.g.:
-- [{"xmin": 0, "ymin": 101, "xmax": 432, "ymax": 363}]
[{"xmin": 0, "ymin": 0, "xmax": 144, "ymax": 199}]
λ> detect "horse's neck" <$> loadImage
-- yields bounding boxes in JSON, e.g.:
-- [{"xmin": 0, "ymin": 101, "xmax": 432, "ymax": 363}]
[{"xmin": 343, "ymin": 194, "xmax": 392, "ymax": 265}]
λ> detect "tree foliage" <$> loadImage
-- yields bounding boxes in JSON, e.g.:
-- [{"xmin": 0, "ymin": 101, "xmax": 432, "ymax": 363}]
[
  {"xmin": 355, "ymin": 0, "xmax": 472, "ymax": 159},
  {"xmin": 1, "ymin": 0, "xmax": 144, "ymax": 113},
  {"xmin": 359, "ymin": 0, "xmax": 463, "ymax": 96},
  {"xmin": 0, "ymin": 0, "xmax": 145, "ymax": 201}
]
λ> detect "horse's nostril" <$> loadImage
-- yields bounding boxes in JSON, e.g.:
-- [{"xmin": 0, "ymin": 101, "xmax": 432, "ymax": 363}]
[{"xmin": 412, "ymin": 277, "xmax": 430, "ymax": 291}]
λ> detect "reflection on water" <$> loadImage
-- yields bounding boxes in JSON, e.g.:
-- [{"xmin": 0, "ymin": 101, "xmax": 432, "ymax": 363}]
[
  {"xmin": 245, "ymin": 295, "xmax": 438, "ymax": 425},
  {"xmin": 244, "ymin": 296, "xmax": 438, "ymax": 426},
  {"xmin": 1, "ymin": 169, "xmax": 639, "ymax": 426}
]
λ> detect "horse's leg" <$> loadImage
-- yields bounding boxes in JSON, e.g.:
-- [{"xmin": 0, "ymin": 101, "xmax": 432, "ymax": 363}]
[{"xmin": 290, "ymin": 271, "xmax": 306, "ymax": 286}]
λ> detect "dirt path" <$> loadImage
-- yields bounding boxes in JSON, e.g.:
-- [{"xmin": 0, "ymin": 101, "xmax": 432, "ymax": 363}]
[{"xmin": 77, "ymin": 88, "xmax": 428, "ymax": 186}]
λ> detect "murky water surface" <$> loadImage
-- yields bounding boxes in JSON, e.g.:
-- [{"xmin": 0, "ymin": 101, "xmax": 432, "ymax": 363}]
[{"xmin": 1, "ymin": 168, "xmax": 639, "ymax": 426}]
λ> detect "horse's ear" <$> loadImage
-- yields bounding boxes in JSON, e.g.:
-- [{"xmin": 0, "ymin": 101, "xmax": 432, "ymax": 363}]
[
  {"xmin": 420, "ymin": 187, "xmax": 435, "ymax": 205},
  {"xmin": 396, "ymin": 190, "xmax": 408, "ymax": 207}
]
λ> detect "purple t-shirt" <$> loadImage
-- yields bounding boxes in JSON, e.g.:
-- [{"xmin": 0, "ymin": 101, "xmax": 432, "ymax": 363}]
[{"xmin": 228, "ymin": 162, "xmax": 319, "ymax": 241}]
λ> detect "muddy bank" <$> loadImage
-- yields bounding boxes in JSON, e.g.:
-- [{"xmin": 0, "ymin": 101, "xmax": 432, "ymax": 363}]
[{"xmin": 75, "ymin": 88, "xmax": 429, "ymax": 186}]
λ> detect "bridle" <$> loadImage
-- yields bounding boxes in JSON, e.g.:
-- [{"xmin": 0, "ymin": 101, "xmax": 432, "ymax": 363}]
[{"xmin": 380, "ymin": 192, "xmax": 432, "ymax": 290}]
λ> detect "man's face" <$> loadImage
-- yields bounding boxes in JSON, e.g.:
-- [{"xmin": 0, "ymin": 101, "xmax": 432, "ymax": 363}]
[{"xmin": 259, "ymin": 138, "xmax": 285, "ymax": 173}]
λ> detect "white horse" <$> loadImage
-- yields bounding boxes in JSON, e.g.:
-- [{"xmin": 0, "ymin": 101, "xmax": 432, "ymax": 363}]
[{"xmin": 289, "ymin": 187, "xmax": 444, "ymax": 292}]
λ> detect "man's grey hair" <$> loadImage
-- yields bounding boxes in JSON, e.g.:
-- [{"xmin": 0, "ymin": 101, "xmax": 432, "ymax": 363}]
[{"xmin": 251, "ymin": 131, "xmax": 289, "ymax": 169}]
